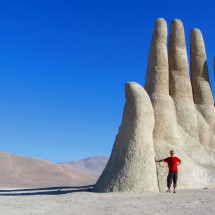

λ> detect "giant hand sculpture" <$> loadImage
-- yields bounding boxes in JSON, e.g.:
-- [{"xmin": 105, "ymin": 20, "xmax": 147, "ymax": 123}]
[{"xmin": 94, "ymin": 18, "xmax": 215, "ymax": 192}]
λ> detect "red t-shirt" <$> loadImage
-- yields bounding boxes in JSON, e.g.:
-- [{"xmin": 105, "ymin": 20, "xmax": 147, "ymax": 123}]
[{"xmin": 164, "ymin": 157, "xmax": 181, "ymax": 172}]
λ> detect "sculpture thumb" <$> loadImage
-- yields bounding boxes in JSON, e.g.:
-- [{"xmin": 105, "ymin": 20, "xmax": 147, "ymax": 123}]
[{"xmin": 94, "ymin": 82, "xmax": 158, "ymax": 192}]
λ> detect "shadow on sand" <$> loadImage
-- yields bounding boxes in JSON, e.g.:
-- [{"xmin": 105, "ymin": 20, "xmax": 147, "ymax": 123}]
[{"xmin": 0, "ymin": 185, "xmax": 94, "ymax": 196}]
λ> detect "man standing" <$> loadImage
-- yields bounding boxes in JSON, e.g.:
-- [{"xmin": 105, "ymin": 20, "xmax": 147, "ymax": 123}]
[{"xmin": 155, "ymin": 150, "xmax": 182, "ymax": 193}]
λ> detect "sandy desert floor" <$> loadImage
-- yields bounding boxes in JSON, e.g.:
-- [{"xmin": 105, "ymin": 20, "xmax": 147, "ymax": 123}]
[{"xmin": 0, "ymin": 186, "xmax": 215, "ymax": 215}]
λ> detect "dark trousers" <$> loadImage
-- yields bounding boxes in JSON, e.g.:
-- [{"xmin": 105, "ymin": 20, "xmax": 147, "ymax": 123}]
[{"xmin": 167, "ymin": 171, "xmax": 178, "ymax": 188}]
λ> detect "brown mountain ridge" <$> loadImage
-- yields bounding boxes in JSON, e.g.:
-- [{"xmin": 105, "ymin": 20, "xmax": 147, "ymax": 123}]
[
  {"xmin": 60, "ymin": 156, "xmax": 109, "ymax": 175},
  {"xmin": 0, "ymin": 152, "xmax": 98, "ymax": 188}
]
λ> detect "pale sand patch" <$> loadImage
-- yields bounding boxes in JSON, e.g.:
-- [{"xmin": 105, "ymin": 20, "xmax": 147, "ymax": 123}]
[{"xmin": 0, "ymin": 187, "xmax": 215, "ymax": 215}]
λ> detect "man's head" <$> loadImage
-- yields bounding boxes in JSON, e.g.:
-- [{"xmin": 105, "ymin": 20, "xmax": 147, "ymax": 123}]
[{"xmin": 170, "ymin": 150, "xmax": 175, "ymax": 157}]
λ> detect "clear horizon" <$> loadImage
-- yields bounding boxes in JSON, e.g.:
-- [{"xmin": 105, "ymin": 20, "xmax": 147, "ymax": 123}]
[{"xmin": 0, "ymin": 0, "xmax": 214, "ymax": 163}]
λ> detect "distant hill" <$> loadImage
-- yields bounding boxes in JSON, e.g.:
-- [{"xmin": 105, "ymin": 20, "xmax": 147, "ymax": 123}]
[
  {"xmin": 0, "ymin": 152, "xmax": 98, "ymax": 188},
  {"xmin": 60, "ymin": 156, "xmax": 109, "ymax": 175}
]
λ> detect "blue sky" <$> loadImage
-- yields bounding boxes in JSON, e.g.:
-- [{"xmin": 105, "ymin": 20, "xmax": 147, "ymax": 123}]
[{"xmin": 0, "ymin": 0, "xmax": 214, "ymax": 163}]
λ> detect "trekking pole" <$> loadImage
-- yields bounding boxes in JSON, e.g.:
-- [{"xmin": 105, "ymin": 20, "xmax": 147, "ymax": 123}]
[{"xmin": 155, "ymin": 157, "xmax": 161, "ymax": 191}]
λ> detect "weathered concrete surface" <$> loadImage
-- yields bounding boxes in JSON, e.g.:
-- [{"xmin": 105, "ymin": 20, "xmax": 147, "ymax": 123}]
[
  {"xmin": 190, "ymin": 29, "xmax": 215, "ymax": 147},
  {"xmin": 94, "ymin": 82, "xmax": 158, "ymax": 192},
  {"xmin": 169, "ymin": 19, "xmax": 199, "ymax": 141},
  {"xmin": 95, "ymin": 19, "xmax": 215, "ymax": 192},
  {"xmin": 145, "ymin": 19, "xmax": 215, "ymax": 191},
  {"xmin": 145, "ymin": 18, "xmax": 169, "ymax": 97},
  {"xmin": 190, "ymin": 29, "xmax": 214, "ymax": 106}
]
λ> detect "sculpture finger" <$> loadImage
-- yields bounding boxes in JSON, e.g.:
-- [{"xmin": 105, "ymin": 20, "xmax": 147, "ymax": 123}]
[
  {"xmin": 214, "ymin": 57, "xmax": 215, "ymax": 86},
  {"xmin": 190, "ymin": 29, "xmax": 214, "ymax": 106},
  {"xmin": 94, "ymin": 82, "xmax": 158, "ymax": 192},
  {"xmin": 190, "ymin": 29, "xmax": 215, "ymax": 145},
  {"xmin": 145, "ymin": 18, "xmax": 169, "ymax": 97},
  {"xmin": 168, "ymin": 19, "xmax": 198, "ymax": 140},
  {"xmin": 144, "ymin": 18, "xmax": 179, "ymax": 144}
]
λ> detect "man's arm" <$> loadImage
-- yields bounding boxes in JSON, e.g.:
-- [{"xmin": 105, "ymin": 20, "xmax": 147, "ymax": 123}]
[
  {"xmin": 178, "ymin": 160, "xmax": 182, "ymax": 166},
  {"xmin": 155, "ymin": 159, "xmax": 164, "ymax": 162}
]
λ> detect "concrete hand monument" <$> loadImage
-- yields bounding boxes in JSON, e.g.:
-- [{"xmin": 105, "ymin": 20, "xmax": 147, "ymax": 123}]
[{"xmin": 94, "ymin": 18, "xmax": 215, "ymax": 192}]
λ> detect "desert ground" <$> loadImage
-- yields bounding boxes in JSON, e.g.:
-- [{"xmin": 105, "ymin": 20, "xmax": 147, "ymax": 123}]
[{"xmin": 0, "ymin": 186, "xmax": 215, "ymax": 215}]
